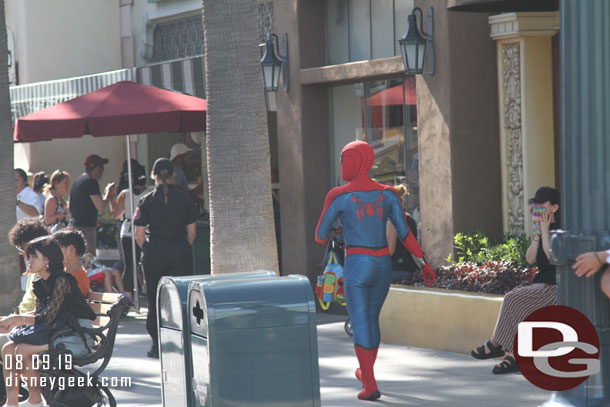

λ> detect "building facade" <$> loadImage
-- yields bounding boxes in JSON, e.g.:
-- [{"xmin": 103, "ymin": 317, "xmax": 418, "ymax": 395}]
[{"xmin": 8, "ymin": 0, "xmax": 560, "ymax": 285}]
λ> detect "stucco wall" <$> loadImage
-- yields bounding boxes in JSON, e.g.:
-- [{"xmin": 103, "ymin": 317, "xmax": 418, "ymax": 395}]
[
  {"xmin": 416, "ymin": 0, "xmax": 502, "ymax": 265},
  {"xmin": 6, "ymin": 0, "xmax": 125, "ymax": 192},
  {"xmin": 6, "ymin": 0, "xmax": 122, "ymax": 83}
]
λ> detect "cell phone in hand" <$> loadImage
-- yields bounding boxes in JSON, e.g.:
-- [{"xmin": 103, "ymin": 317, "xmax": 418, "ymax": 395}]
[{"xmin": 530, "ymin": 204, "xmax": 546, "ymax": 235}]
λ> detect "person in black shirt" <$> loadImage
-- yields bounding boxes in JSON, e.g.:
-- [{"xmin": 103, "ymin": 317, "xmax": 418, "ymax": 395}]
[
  {"xmin": 386, "ymin": 184, "xmax": 419, "ymax": 284},
  {"xmin": 470, "ymin": 186, "xmax": 560, "ymax": 375},
  {"xmin": 134, "ymin": 158, "xmax": 197, "ymax": 359},
  {"xmin": 69, "ymin": 154, "xmax": 117, "ymax": 255}
]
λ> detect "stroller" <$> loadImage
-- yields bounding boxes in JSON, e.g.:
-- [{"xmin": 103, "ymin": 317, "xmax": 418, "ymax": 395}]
[{"xmin": 316, "ymin": 228, "xmax": 353, "ymax": 337}]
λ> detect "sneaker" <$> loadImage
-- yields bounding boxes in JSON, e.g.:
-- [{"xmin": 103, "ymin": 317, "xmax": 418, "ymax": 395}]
[{"xmin": 147, "ymin": 344, "xmax": 159, "ymax": 359}]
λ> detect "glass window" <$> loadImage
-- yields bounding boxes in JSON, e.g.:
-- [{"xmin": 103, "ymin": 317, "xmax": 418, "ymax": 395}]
[
  {"xmin": 326, "ymin": 0, "xmax": 349, "ymax": 65},
  {"xmin": 325, "ymin": 0, "xmax": 413, "ymax": 64},
  {"xmin": 371, "ymin": 0, "xmax": 394, "ymax": 59},
  {"xmin": 349, "ymin": 0, "xmax": 372, "ymax": 62},
  {"xmin": 329, "ymin": 77, "xmax": 419, "ymax": 216},
  {"xmin": 394, "ymin": 0, "xmax": 414, "ymax": 55}
]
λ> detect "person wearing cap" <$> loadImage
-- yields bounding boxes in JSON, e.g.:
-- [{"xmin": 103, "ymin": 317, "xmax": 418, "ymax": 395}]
[
  {"xmin": 471, "ymin": 186, "xmax": 560, "ymax": 375},
  {"xmin": 69, "ymin": 154, "xmax": 117, "ymax": 256},
  {"xmin": 111, "ymin": 160, "xmax": 151, "ymax": 298},
  {"xmin": 134, "ymin": 158, "xmax": 197, "ymax": 359},
  {"xmin": 169, "ymin": 143, "xmax": 192, "ymax": 190}
]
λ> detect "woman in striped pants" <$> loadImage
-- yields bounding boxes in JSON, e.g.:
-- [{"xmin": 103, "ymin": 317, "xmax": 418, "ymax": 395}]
[{"xmin": 471, "ymin": 187, "xmax": 560, "ymax": 374}]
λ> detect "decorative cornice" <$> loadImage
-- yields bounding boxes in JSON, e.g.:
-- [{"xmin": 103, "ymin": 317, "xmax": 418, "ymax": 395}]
[{"xmin": 489, "ymin": 12, "xmax": 559, "ymax": 40}]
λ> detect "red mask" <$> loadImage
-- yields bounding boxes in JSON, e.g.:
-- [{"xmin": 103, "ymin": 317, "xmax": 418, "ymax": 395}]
[{"xmin": 341, "ymin": 141, "xmax": 374, "ymax": 182}]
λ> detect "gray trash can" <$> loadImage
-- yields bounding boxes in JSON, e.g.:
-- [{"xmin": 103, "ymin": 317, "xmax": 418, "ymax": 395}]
[
  {"xmin": 157, "ymin": 271, "xmax": 277, "ymax": 407},
  {"xmin": 188, "ymin": 274, "xmax": 321, "ymax": 407}
]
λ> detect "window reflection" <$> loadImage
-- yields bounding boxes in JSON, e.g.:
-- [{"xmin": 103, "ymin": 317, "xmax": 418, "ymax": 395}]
[{"xmin": 330, "ymin": 77, "xmax": 419, "ymax": 218}]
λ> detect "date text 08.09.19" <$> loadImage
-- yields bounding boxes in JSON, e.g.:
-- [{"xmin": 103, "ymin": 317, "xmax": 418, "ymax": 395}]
[{"xmin": 3, "ymin": 353, "xmax": 72, "ymax": 371}]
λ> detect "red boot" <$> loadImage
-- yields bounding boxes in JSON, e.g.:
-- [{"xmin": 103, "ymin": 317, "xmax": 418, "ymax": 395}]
[
  {"xmin": 355, "ymin": 345, "xmax": 381, "ymax": 400},
  {"xmin": 355, "ymin": 346, "xmax": 379, "ymax": 385}
]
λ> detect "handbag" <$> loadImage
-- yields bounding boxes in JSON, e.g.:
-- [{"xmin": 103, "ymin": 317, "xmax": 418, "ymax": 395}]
[
  {"xmin": 316, "ymin": 251, "xmax": 345, "ymax": 310},
  {"xmin": 9, "ymin": 323, "xmax": 58, "ymax": 346}
]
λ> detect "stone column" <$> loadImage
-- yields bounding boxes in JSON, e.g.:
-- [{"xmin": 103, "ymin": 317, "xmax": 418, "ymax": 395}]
[{"xmin": 489, "ymin": 12, "xmax": 559, "ymax": 236}]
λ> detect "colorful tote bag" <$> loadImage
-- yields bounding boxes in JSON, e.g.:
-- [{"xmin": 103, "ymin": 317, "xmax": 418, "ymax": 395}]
[{"xmin": 316, "ymin": 251, "xmax": 345, "ymax": 310}]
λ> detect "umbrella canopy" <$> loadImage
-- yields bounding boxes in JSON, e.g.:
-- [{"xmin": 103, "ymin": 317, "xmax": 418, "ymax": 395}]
[
  {"xmin": 367, "ymin": 79, "xmax": 417, "ymax": 106},
  {"xmin": 14, "ymin": 81, "xmax": 207, "ymax": 142}
]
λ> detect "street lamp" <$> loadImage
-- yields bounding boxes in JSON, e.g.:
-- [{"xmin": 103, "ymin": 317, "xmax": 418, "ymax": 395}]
[
  {"xmin": 398, "ymin": 7, "xmax": 435, "ymax": 75},
  {"xmin": 260, "ymin": 33, "xmax": 289, "ymax": 92}
]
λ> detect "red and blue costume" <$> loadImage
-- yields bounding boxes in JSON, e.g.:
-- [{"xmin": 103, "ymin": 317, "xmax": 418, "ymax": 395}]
[{"xmin": 315, "ymin": 141, "xmax": 435, "ymax": 400}]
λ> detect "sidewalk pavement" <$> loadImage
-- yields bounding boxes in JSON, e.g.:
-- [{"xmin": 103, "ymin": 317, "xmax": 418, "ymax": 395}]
[{"xmin": 104, "ymin": 311, "xmax": 550, "ymax": 407}]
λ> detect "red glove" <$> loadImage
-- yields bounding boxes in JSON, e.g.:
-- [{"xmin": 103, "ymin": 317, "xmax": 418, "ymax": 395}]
[{"xmin": 421, "ymin": 263, "xmax": 436, "ymax": 286}]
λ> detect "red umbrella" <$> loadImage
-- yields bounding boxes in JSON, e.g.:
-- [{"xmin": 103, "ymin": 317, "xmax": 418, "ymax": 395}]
[
  {"xmin": 12, "ymin": 80, "xmax": 207, "ymax": 312},
  {"xmin": 367, "ymin": 78, "xmax": 417, "ymax": 106},
  {"xmin": 14, "ymin": 80, "xmax": 207, "ymax": 141}
]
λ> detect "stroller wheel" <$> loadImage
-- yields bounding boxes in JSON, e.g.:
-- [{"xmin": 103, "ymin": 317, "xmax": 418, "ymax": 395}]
[{"xmin": 345, "ymin": 318, "xmax": 353, "ymax": 337}]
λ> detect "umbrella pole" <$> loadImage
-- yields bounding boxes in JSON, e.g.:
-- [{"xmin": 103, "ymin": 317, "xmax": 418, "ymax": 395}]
[{"xmin": 125, "ymin": 135, "xmax": 140, "ymax": 313}]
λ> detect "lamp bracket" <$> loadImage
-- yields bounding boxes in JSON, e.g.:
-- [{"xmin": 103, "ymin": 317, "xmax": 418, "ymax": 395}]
[
  {"xmin": 412, "ymin": 6, "xmax": 435, "ymax": 75},
  {"xmin": 281, "ymin": 32, "xmax": 289, "ymax": 91},
  {"xmin": 267, "ymin": 33, "xmax": 289, "ymax": 92}
]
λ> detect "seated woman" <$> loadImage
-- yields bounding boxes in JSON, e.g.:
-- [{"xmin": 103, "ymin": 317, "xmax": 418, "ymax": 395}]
[
  {"xmin": 573, "ymin": 249, "xmax": 610, "ymax": 299},
  {"xmin": 470, "ymin": 187, "xmax": 560, "ymax": 374},
  {"xmin": 0, "ymin": 236, "xmax": 95, "ymax": 407}
]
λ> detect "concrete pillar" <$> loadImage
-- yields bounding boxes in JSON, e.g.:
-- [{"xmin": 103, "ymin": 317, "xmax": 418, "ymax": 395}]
[{"xmin": 489, "ymin": 12, "xmax": 559, "ymax": 236}]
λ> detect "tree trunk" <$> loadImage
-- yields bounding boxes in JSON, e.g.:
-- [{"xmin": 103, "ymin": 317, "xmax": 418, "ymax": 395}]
[
  {"xmin": 202, "ymin": 0, "xmax": 279, "ymax": 274},
  {"xmin": 0, "ymin": 0, "xmax": 21, "ymax": 313}
]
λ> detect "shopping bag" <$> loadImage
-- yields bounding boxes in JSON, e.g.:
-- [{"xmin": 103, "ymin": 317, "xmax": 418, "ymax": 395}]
[{"xmin": 317, "ymin": 251, "xmax": 344, "ymax": 309}]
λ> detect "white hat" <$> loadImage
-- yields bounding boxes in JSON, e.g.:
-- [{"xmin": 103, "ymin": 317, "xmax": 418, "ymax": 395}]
[{"xmin": 169, "ymin": 143, "xmax": 193, "ymax": 161}]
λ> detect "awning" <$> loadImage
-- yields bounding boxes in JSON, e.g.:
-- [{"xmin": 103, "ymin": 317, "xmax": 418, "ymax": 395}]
[
  {"xmin": 135, "ymin": 55, "xmax": 206, "ymax": 99},
  {"xmin": 10, "ymin": 68, "xmax": 133, "ymax": 122},
  {"xmin": 447, "ymin": 0, "xmax": 558, "ymax": 12},
  {"xmin": 10, "ymin": 56, "xmax": 208, "ymax": 123}
]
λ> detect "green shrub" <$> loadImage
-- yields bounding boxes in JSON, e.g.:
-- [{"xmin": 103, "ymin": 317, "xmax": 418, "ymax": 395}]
[{"xmin": 450, "ymin": 230, "xmax": 530, "ymax": 269}]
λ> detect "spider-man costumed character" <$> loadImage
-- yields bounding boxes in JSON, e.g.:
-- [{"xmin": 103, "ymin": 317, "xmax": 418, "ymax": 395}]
[{"xmin": 315, "ymin": 141, "xmax": 435, "ymax": 400}]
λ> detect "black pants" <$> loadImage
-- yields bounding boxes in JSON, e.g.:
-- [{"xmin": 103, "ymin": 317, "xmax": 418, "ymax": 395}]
[
  {"xmin": 121, "ymin": 236, "xmax": 141, "ymax": 293},
  {"xmin": 141, "ymin": 238, "xmax": 193, "ymax": 345}
]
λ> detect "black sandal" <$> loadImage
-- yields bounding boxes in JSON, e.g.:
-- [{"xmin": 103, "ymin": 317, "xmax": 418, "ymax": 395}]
[
  {"xmin": 492, "ymin": 356, "xmax": 519, "ymax": 374},
  {"xmin": 471, "ymin": 340, "xmax": 505, "ymax": 360}
]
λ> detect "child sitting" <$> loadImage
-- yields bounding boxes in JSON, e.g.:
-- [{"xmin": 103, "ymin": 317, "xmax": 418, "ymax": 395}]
[
  {"xmin": 52, "ymin": 228, "xmax": 90, "ymax": 297},
  {"xmin": 82, "ymin": 253, "xmax": 128, "ymax": 298}
]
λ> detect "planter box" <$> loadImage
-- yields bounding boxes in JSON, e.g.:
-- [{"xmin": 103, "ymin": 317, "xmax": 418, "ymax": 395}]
[{"xmin": 379, "ymin": 285, "xmax": 504, "ymax": 355}]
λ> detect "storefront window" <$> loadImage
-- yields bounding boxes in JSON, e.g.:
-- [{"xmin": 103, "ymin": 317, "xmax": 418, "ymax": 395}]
[
  {"xmin": 330, "ymin": 77, "xmax": 419, "ymax": 218},
  {"xmin": 325, "ymin": 0, "xmax": 414, "ymax": 64}
]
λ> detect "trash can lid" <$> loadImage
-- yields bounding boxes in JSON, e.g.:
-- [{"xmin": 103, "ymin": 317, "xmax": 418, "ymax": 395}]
[{"xmin": 188, "ymin": 275, "xmax": 315, "ymax": 332}]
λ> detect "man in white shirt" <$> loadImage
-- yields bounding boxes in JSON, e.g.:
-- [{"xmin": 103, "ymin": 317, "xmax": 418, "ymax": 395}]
[
  {"xmin": 15, "ymin": 168, "xmax": 42, "ymax": 221},
  {"xmin": 15, "ymin": 168, "xmax": 43, "ymax": 291}
]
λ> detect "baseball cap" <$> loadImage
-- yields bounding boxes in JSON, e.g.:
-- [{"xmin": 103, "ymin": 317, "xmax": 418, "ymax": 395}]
[
  {"xmin": 169, "ymin": 143, "xmax": 193, "ymax": 161},
  {"xmin": 528, "ymin": 186, "xmax": 560, "ymax": 205},
  {"xmin": 152, "ymin": 158, "xmax": 174, "ymax": 177},
  {"xmin": 84, "ymin": 154, "xmax": 109, "ymax": 169}
]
